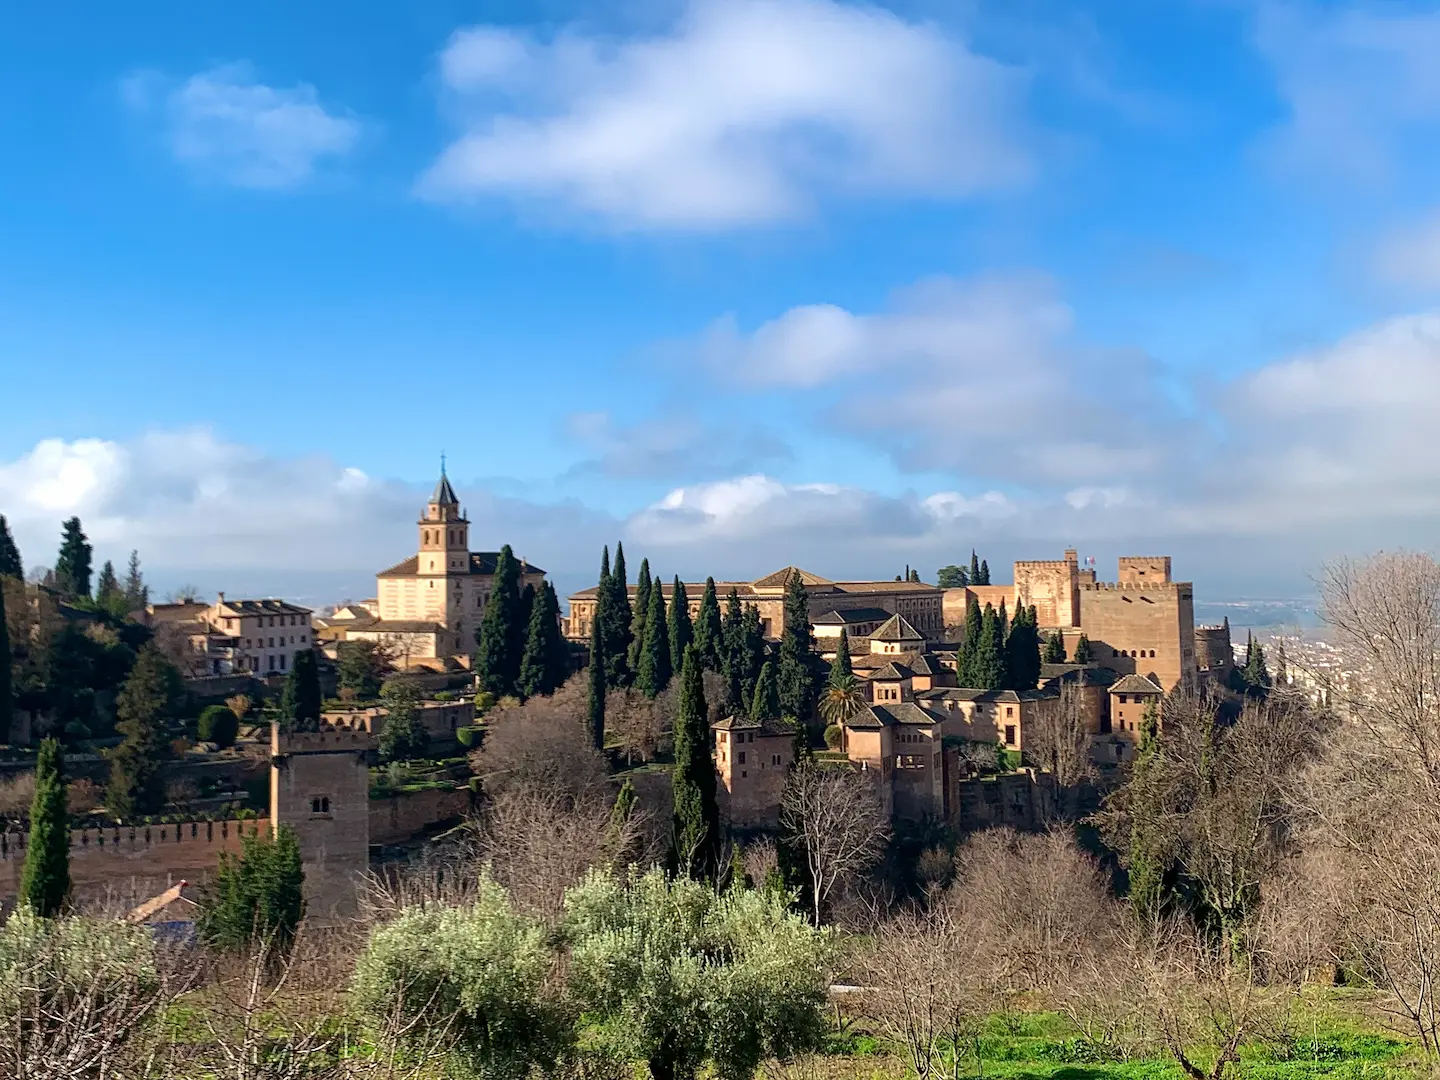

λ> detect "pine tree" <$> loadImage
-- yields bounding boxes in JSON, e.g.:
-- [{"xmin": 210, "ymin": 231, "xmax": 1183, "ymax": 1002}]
[
  {"xmin": 693, "ymin": 577, "xmax": 724, "ymax": 672},
  {"xmin": 54, "ymin": 517, "xmax": 93, "ymax": 601},
  {"xmin": 475, "ymin": 545, "xmax": 521, "ymax": 697},
  {"xmin": 627, "ymin": 558, "xmax": 652, "ymax": 676},
  {"xmin": 19, "ymin": 737, "xmax": 69, "ymax": 916},
  {"xmin": 969, "ymin": 550, "xmax": 981, "ymax": 586},
  {"xmin": 739, "ymin": 603, "xmax": 766, "ymax": 710},
  {"xmin": 597, "ymin": 543, "xmax": 632, "ymax": 688},
  {"xmin": 670, "ymin": 646, "xmax": 718, "ymax": 882},
  {"xmin": 636, "ymin": 580, "xmax": 671, "ymax": 698},
  {"xmin": 198, "ymin": 823, "xmax": 305, "ymax": 958},
  {"xmin": 122, "ymin": 549, "xmax": 147, "ymax": 609},
  {"xmin": 750, "ymin": 660, "xmax": 780, "ymax": 721},
  {"xmin": 1043, "ymin": 631, "xmax": 1066, "ymax": 664},
  {"xmin": 971, "ymin": 604, "xmax": 1005, "ymax": 690},
  {"xmin": 978, "ymin": 559, "xmax": 991, "ymax": 586},
  {"xmin": 828, "ymin": 629, "xmax": 853, "ymax": 686},
  {"xmin": 107, "ymin": 644, "xmax": 175, "ymax": 821},
  {"xmin": 518, "ymin": 580, "xmax": 567, "ymax": 699},
  {"xmin": 936, "ymin": 564, "xmax": 968, "ymax": 589},
  {"xmin": 1072, "ymin": 634, "xmax": 1092, "ymax": 664},
  {"xmin": 777, "ymin": 569, "xmax": 816, "ymax": 727},
  {"xmin": 668, "ymin": 577, "xmax": 693, "ymax": 676},
  {"xmin": 0, "ymin": 515, "xmax": 21, "ymax": 580},
  {"xmin": 95, "ymin": 560, "xmax": 119, "ymax": 611},
  {"xmin": 280, "ymin": 649, "xmax": 322, "ymax": 731},
  {"xmin": 0, "ymin": 582, "xmax": 11, "ymax": 744},
  {"xmin": 957, "ymin": 593, "xmax": 984, "ymax": 687},
  {"xmin": 722, "ymin": 588, "xmax": 745, "ymax": 708},
  {"xmin": 588, "ymin": 616, "xmax": 606, "ymax": 751}
]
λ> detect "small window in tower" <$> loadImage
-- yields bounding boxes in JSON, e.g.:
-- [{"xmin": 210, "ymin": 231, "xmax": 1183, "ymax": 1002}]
[
  {"xmin": 310, "ymin": 796, "xmax": 331, "ymax": 815},
  {"xmin": 738, "ymin": 751, "xmax": 747, "ymax": 764}
]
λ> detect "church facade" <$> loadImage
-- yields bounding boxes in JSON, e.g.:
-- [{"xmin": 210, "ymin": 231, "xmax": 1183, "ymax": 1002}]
[{"xmin": 339, "ymin": 468, "xmax": 546, "ymax": 669}]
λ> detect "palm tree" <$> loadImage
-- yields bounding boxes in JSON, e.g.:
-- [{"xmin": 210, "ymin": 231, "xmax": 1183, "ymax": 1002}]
[{"xmin": 819, "ymin": 674, "xmax": 867, "ymax": 730}]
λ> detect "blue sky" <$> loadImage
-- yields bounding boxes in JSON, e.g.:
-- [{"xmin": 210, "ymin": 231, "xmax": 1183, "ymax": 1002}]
[{"xmin": 5, "ymin": 0, "xmax": 1440, "ymax": 607}]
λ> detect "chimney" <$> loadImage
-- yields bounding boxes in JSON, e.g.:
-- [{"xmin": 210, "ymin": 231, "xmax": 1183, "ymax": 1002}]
[{"xmin": 217, "ymin": 591, "xmax": 225, "ymax": 604}]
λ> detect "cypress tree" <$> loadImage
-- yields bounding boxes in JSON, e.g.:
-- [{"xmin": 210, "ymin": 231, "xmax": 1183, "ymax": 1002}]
[
  {"xmin": 1043, "ymin": 631, "xmax": 1066, "ymax": 664},
  {"xmin": 475, "ymin": 544, "xmax": 521, "ymax": 697},
  {"xmin": 122, "ymin": 549, "xmax": 147, "ymax": 609},
  {"xmin": 1241, "ymin": 633, "xmax": 1272, "ymax": 696},
  {"xmin": 957, "ymin": 593, "xmax": 984, "ymax": 687},
  {"xmin": 280, "ymin": 649, "xmax": 321, "ymax": 732},
  {"xmin": 777, "ymin": 569, "xmax": 816, "ymax": 724},
  {"xmin": 107, "ymin": 644, "xmax": 175, "ymax": 821},
  {"xmin": 54, "ymin": 517, "xmax": 93, "ymax": 601},
  {"xmin": 978, "ymin": 559, "xmax": 991, "ymax": 586},
  {"xmin": 636, "ymin": 581, "xmax": 671, "ymax": 698},
  {"xmin": 829, "ymin": 629, "xmax": 853, "ymax": 686},
  {"xmin": 971, "ymin": 604, "xmax": 1004, "ymax": 690},
  {"xmin": 0, "ymin": 515, "xmax": 21, "ymax": 580},
  {"xmin": 0, "ymin": 582, "xmax": 11, "ymax": 744},
  {"xmin": 670, "ymin": 646, "xmax": 718, "ymax": 881},
  {"xmin": 600, "ymin": 543, "xmax": 633, "ymax": 688},
  {"xmin": 722, "ymin": 588, "xmax": 745, "ymax": 708},
  {"xmin": 1275, "ymin": 641, "xmax": 1289, "ymax": 687},
  {"xmin": 627, "ymin": 558, "xmax": 652, "ymax": 677},
  {"xmin": 668, "ymin": 577, "xmax": 693, "ymax": 676},
  {"xmin": 969, "ymin": 549, "xmax": 981, "ymax": 586},
  {"xmin": 1004, "ymin": 604, "xmax": 1042, "ymax": 691},
  {"xmin": 1073, "ymin": 634, "xmax": 1092, "ymax": 664},
  {"xmin": 588, "ymin": 615, "xmax": 606, "ymax": 751},
  {"xmin": 750, "ymin": 660, "xmax": 779, "ymax": 721},
  {"xmin": 95, "ymin": 560, "xmax": 119, "ymax": 610},
  {"xmin": 516, "ymin": 583, "xmax": 536, "ymax": 658},
  {"xmin": 518, "ymin": 580, "xmax": 566, "ymax": 699},
  {"xmin": 693, "ymin": 577, "xmax": 723, "ymax": 672},
  {"xmin": 20, "ymin": 737, "xmax": 69, "ymax": 916},
  {"xmin": 739, "ymin": 603, "xmax": 766, "ymax": 710}
]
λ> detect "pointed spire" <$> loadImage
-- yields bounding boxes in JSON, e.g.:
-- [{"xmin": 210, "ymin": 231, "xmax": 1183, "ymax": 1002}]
[{"xmin": 430, "ymin": 454, "xmax": 459, "ymax": 505}]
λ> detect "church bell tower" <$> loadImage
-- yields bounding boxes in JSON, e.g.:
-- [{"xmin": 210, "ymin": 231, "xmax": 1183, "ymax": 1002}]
[{"xmin": 418, "ymin": 458, "xmax": 469, "ymax": 576}]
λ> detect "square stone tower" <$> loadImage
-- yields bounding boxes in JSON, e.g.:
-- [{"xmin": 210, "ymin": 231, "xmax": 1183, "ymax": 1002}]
[{"xmin": 269, "ymin": 723, "xmax": 375, "ymax": 921}]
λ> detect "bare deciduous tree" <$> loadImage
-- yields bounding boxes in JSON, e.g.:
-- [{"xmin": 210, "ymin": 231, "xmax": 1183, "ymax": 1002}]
[
  {"xmin": 1024, "ymin": 677, "xmax": 1096, "ymax": 811},
  {"xmin": 470, "ymin": 680, "xmax": 608, "ymax": 805},
  {"xmin": 779, "ymin": 762, "xmax": 889, "ymax": 925}
]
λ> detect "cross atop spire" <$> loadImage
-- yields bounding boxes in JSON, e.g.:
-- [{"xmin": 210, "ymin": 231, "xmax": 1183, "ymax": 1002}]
[{"xmin": 430, "ymin": 458, "xmax": 458, "ymax": 506}]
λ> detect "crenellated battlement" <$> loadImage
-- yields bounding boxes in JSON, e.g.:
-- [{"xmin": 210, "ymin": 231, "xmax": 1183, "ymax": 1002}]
[
  {"xmin": 271, "ymin": 724, "xmax": 377, "ymax": 754},
  {"xmin": 1081, "ymin": 580, "xmax": 1192, "ymax": 592},
  {"xmin": 0, "ymin": 816, "xmax": 269, "ymax": 862}
]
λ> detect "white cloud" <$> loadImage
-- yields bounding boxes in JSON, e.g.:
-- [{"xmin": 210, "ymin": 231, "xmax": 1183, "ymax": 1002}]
[
  {"xmin": 561, "ymin": 410, "xmax": 791, "ymax": 479},
  {"xmin": 419, "ymin": 0, "xmax": 1029, "ymax": 229},
  {"xmin": 123, "ymin": 63, "xmax": 360, "ymax": 188},
  {"xmin": 1372, "ymin": 212, "xmax": 1440, "ymax": 288},
  {"xmin": 696, "ymin": 273, "xmax": 1176, "ymax": 487},
  {"xmin": 1253, "ymin": 2, "xmax": 1440, "ymax": 182}
]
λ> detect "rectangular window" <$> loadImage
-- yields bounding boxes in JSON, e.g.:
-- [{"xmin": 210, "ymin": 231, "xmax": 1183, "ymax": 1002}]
[
  {"xmin": 772, "ymin": 754, "xmax": 781, "ymax": 766},
  {"xmin": 738, "ymin": 751, "xmax": 746, "ymax": 764},
  {"xmin": 1005, "ymin": 706, "xmax": 1013, "ymax": 717},
  {"xmin": 1118, "ymin": 694, "xmax": 1127, "ymax": 704},
  {"xmin": 1004, "ymin": 725, "xmax": 1016, "ymax": 746}
]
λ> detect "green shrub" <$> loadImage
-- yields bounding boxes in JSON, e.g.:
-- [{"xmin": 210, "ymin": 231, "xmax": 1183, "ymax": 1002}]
[
  {"xmin": 197, "ymin": 704, "xmax": 239, "ymax": 749},
  {"xmin": 456, "ymin": 725, "xmax": 483, "ymax": 749},
  {"xmin": 196, "ymin": 824, "xmax": 304, "ymax": 958},
  {"xmin": 823, "ymin": 723, "xmax": 843, "ymax": 749}
]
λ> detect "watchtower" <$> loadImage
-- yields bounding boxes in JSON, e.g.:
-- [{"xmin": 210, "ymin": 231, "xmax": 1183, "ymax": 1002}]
[{"xmin": 269, "ymin": 723, "xmax": 375, "ymax": 921}]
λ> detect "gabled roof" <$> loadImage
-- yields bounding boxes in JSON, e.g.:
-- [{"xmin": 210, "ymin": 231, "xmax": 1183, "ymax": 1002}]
[
  {"xmin": 916, "ymin": 686, "xmax": 1060, "ymax": 703},
  {"xmin": 217, "ymin": 598, "xmax": 313, "ymax": 616},
  {"xmin": 347, "ymin": 619, "xmax": 447, "ymax": 635},
  {"xmin": 812, "ymin": 607, "xmax": 891, "ymax": 626},
  {"xmin": 712, "ymin": 714, "xmax": 795, "ymax": 735},
  {"xmin": 853, "ymin": 649, "xmax": 925, "ymax": 671},
  {"xmin": 126, "ymin": 881, "xmax": 199, "ymax": 925},
  {"xmin": 867, "ymin": 661, "xmax": 914, "ymax": 680},
  {"xmin": 871, "ymin": 613, "xmax": 926, "ymax": 643},
  {"xmin": 1110, "ymin": 674, "xmax": 1164, "ymax": 695},
  {"xmin": 1041, "ymin": 663, "xmax": 1120, "ymax": 687},
  {"xmin": 907, "ymin": 654, "xmax": 943, "ymax": 677},
  {"xmin": 846, "ymin": 703, "xmax": 946, "ymax": 729},
  {"xmin": 431, "ymin": 470, "xmax": 459, "ymax": 505},
  {"xmin": 752, "ymin": 566, "xmax": 833, "ymax": 589}
]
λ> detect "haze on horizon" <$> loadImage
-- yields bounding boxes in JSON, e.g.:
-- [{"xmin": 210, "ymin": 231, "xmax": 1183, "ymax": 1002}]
[{"xmin": 4, "ymin": 1, "xmax": 1439, "ymax": 612}]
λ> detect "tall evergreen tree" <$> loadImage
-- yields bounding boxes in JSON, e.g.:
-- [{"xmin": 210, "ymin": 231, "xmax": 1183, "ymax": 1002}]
[
  {"xmin": 1275, "ymin": 641, "xmax": 1289, "ymax": 687},
  {"xmin": 198, "ymin": 823, "xmax": 305, "ymax": 958},
  {"xmin": 739, "ymin": 603, "xmax": 766, "ymax": 710},
  {"xmin": 636, "ymin": 581, "xmax": 671, "ymax": 698},
  {"xmin": 978, "ymin": 559, "xmax": 991, "ymax": 586},
  {"xmin": 957, "ymin": 593, "xmax": 984, "ymax": 687},
  {"xmin": 19, "ymin": 737, "xmax": 68, "ymax": 916},
  {"xmin": 516, "ymin": 583, "xmax": 536, "ymax": 656},
  {"xmin": 627, "ymin": 558, "xmax": 652, "ymax": 677},
  {"xmin": 280, "ymin": 649, "xmax": 322, "ymax": 731},
  {"xmin": 518, "ymin": 581, "xmax": 568, "ymax": 699},
  {"xmin": 588, "ymin": 616, "xmax": 606, "ymax": 751},
  {"xmin": 936, "ymin": 564, "xmax": 968, "ymax": 589},
  {"xmin": 53, "ymin": 517, "xmax": 92, "ymax": 601},
  {"xmin": 670, "ymin": 646, "xmax": 718, "ymax": 881},
  {"xmin": 0, "ymin": 515, "xmax": 21, "ymax": 580},
  {"xmin": 693, "ymin": 577, "xmax": 723, "ymax": 672},
  {"xmin": 95, "ymin": 560, "xmax": 119, "ymax": 610},
  {"xmin": 668, "ymin": 577, "xmax": 693, "ymax": 676},
  {"xmin": 122, "ymin": 549, "xmax": 147, "ymax": 609},
  {"xmin": 828, "ymin": 629, "xmax": 852, "ymax": 686},
  {"xmin": 107, "ymin": 644, "xmax": 175, "ymax": 821},
  {"xmin": 0, "ymin": 582, "xmax": 11, "ymax": 744},
  {"xmin": 722, "ymin": 588, "xmax": 746, "ymax": 707},
  {"xmin": 971, "ymin": 604, "xmax": 1005, "ymax": 690},
  {"xmin": 777, "ymin": 569, "xmax": 816, "ymax": 725},
  {"xmin": 597, "ymin": 543, "xmax": 633, "ymax": 688},
  {"xmin": 1241, "ymin": 632, "xmax": 1272, "ymax": 696},
  {"xmin": 1004, "ymin": 604, "xmax": 1042, "ymax": 691},
  {"xmin": 1072, "ymin": 634, "xmax": 1092, "ymax": 664},
  {"xmin": 475, "ymin": 544, "xmax": 522, "ymax": 697},
  {"xmin": 750, "ymin": 661, "xmax": 780, "ymax": 721},
  {"xmin": 969, "ymin": 549, "xmax": 981, "ymax": 586},
  {"xmin": 1042, "ymin": 631, "xmax": 1066, "ymax": 665}
]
